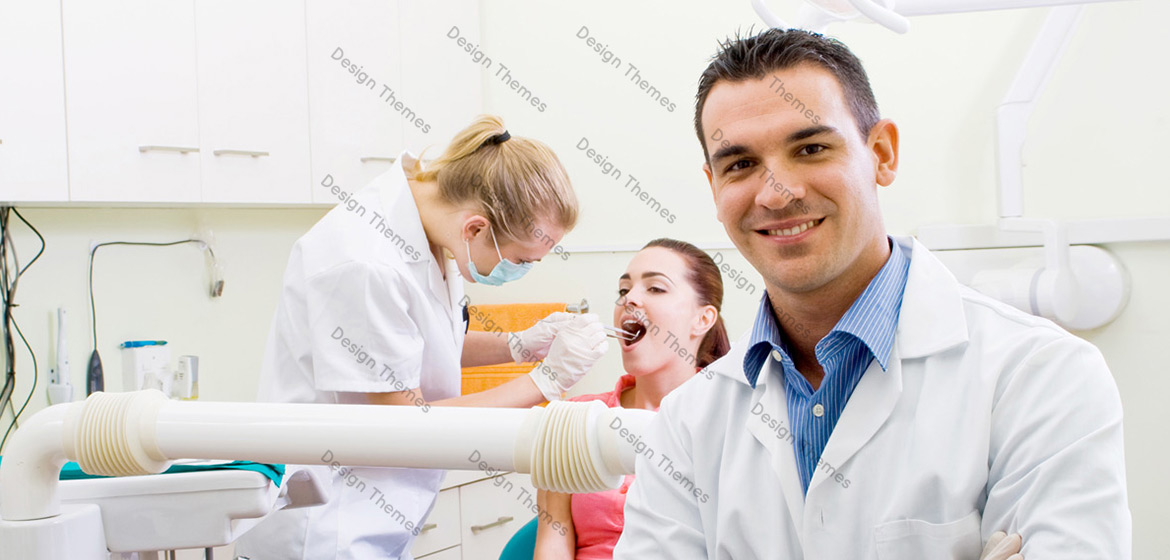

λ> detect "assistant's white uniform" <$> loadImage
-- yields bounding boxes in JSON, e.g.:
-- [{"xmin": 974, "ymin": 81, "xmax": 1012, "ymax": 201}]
[
  {"xmin": 235, "ymin": 153, "xmax": 466, "ymax": 560},
  {"xmin": 615, "ymin": 237, "xmax": 1131, "ymax": 559}
]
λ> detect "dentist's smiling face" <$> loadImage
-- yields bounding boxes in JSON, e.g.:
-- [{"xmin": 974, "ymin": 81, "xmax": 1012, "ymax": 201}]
[{"xmin": 701, "ymin": 64, "xmax": 898, "ymax": 296}]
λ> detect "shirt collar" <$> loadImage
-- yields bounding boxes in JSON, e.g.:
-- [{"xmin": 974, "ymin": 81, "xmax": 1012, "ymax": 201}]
[
  {"xmin": 742, "ymin": 237, "xmax": 911, "ymax": 387},
  {"xmin": 829, "ymin": 237, "xmax": 910, "ymax": 371},
  {"xmin": 376, "ymin": 151, "xmax": 429, "ymax": 265}
]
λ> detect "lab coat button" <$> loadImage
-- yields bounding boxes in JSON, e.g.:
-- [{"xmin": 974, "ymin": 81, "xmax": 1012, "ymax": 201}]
[
  {"xmin": 771, "ymin": 349, "xmax": 784, "ymax": 362},
  {"xmin": 812, "ymin": 403, "xmax": 825, "ymax": 417}
]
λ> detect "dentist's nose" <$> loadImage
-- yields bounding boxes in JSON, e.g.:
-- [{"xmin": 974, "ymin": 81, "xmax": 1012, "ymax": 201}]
[{"xmin": 754, "ymin": 164, "xmax": 807, "ymax": 212}]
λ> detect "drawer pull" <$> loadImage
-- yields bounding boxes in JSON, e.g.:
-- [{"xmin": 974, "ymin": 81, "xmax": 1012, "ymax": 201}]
[
  {"xmin": 213, "ymin": 149, "xmax": 269, "ymax": 158},
  {"xmin": 420, "ymin": 523, "xmax": 438, "ymax": 533},
  {"xmin": 139, "ymin": 145, "xmax": 199, "ymax": 154},
  {"xmin": 360, "ymin": 156, "xmax": 397, "ymax": 163},
  {"xmin": 470, "ymin": 515, "xmax": 514, "ymax": 533}
]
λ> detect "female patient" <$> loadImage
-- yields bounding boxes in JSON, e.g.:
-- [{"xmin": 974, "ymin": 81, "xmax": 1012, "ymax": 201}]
[{"xmin": 534, "ymin": 238, "xmax": 730, "ymax": 559}]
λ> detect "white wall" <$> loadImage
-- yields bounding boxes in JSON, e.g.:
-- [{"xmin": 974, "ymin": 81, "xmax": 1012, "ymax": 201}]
[
  {"xmin": 2, "ymin": 0, "xmax": 1166, "ymax": 555},
  {"xmin": 467, "ymin": 1, "xmax": 1170, "ymax": 556},
  {"xmin": 0, "ymin": 207, "xmax": 325, "ymax": 405}
]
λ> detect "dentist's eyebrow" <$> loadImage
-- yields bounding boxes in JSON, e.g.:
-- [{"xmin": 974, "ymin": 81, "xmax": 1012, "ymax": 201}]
[
  {"xmin": 786, "ymin": 125, "xmax": 839, "ymax": 143},
  {"xmin": 709, "ymin": 125, "xmax": 840, "ymax": 164},
  {"xmin": 710, "ymin": 144, "xmax": 749, "ymax": 164}
]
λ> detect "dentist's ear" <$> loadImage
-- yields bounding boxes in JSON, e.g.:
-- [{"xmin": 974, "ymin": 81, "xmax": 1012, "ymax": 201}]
[{"xmin": 869, "ymin": 119, "xmax": 899, "ymax": 187}]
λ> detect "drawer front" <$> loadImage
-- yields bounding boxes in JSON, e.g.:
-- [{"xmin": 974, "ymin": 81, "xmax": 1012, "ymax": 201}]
[
  {"xmin": 411, "ymin": 487, "xmax": 461, "ymax": 557},
  {"xmin": 459, "ymin": 473, "xmax": 537, "ymax": 560},
  {"xmin": 416, "ymin": 545, "xmax": 461, "ymax": 560},
  {"xmin": 441, "ymin": 469, "xmax": 492, "ymax": 490}
]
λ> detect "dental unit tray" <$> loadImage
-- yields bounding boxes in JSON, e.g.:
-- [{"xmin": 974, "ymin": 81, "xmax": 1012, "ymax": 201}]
[
  {"xmin": 48, "ymin": 468, "xmax": 278, "ymax": 553},
  {"xmin": 0, "ymin": 457, "xmax": 291, "ymax": 553}
]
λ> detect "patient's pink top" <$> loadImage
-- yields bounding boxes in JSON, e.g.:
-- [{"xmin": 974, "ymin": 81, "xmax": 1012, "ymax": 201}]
[{"xmin": 568, "ymin": 374, "xmax": 639, "ymax": 560}]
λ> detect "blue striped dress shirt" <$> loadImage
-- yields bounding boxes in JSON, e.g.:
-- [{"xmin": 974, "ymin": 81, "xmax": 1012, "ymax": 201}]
[{"xmin": 742, "ymin": 237, "xmax": 911, "ymax": 494}]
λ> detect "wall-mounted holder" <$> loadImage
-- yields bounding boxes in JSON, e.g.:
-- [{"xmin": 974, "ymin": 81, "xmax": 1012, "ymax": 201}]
[{"xmin": 916, "ymin": 3, "xmax": 1168, "ymax": 330}]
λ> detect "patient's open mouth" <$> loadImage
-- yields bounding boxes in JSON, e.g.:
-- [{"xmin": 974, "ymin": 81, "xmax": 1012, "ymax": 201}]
[{"xmin": 621, "ymin": 319, "xmax": 648, "ymax": 346}]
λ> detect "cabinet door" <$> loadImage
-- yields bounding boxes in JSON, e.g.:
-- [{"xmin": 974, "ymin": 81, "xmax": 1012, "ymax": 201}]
[
  {"xmin": 62, "ymin": 0, "xmax": 202, "ymax": 203},
  {"xmin": 0, "ymin": 0, "xmax": 69, "ymax": 202},
  {"xmin": 459, "ymin": 473, "xmax": 536, "ymax": 560},
  {"xmin": 398, "ymin": 0, "xmax": 484, "ymax": 154},
  {"xmin": 305, "ymin": 0, "xmax": 404, "ymax": 204},
  {"xmin": 411, "ymin": 486, "xmax": 461, "ymax": 558},
  {"xmin": 194, "ymin": 0, "xmax": 311, "ymax": 203}
]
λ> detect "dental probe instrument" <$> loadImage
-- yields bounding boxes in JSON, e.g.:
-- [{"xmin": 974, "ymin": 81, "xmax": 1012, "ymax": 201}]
[{"xmin": 602, "ymin": 325, "xmax": 636, "ymax": 340}]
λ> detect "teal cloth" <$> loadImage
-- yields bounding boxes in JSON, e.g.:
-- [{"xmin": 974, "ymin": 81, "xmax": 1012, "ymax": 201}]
[
  {"xmin": 0, "ymin": 457, "xmax": 285, "ymax": 487},
  {"xmin": 499, "ymin": 517, "xmax": 538, "ymax": 560}
]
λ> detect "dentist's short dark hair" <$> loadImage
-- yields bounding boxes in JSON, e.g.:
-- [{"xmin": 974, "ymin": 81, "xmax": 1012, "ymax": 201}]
[{"xmin": 694, "ymin": 28, "xmax": 881, "ymax": 162}]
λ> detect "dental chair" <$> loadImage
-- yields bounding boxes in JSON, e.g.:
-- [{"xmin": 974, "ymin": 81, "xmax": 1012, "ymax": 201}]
[{"xmin": 499, "ymin": 517, "xmax": 539, "ymax": 560}]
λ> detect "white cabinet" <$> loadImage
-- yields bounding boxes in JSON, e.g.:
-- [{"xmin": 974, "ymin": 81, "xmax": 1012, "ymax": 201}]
[
  {"xmin": 305, "ymin": 0, "xmax": 405, "ymax": 204},
  {"xmin": 418, "ymin": 545, "xmax": 462, "ymax": 560},
  {"xmin": 398, "ymin": 0, "xmax": 484, "ymax": 154},
  {"xmin": 411, "ymin": 470, "xmax": 536, "ymax": 560},
  {"xmin": 15, "ymin": 0, "xmax": 482, "ymax": 206},
  {"xmin": 305, "ymin": 0, "xmax": 484, "ymax": 204},
  {"xmin": 459, "ymin": 473, "xmax": 535, "ymax": 560},
  {"xmin": 194, "ymin": 0, "xmax": 312, "ymax": 203},
  {"xmin": 412, "ymin": 484, "xmax": 462, "ymax": 557},
  {"xmin": 0, "ymin": 0, "xmax": 69, "ymax": 202},
  {"xmin": 62, "ymin": 0, "xmax": 312, "ymax": 204},
  {"xmin": 62, "ymin": 0, "xmax": 202, "ymax": 203}
]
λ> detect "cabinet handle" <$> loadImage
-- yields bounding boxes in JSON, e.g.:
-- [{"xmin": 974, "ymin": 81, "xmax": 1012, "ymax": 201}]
[
  {"xmin": 213, "ymin": 149, "xmax": 269, "ymax": 158},
  {"xmin": 360, "ymin": 156, "xmax": 397, "ymax": 163},
  {"xmin": 470, "ymin": 516, "xmax": 514, "ymax": 534},
  {"xmin": 420, "ymin": 523, "xmax": 438, "ymax": 533},
  {"xmin": 139, "ymin": 145, "xmax": 199, "ymax": 154}
]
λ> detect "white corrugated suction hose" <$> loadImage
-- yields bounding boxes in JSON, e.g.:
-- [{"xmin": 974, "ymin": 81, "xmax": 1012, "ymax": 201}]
[
  {"xmin": 529, "ymin": 400, "xmax": 624, "ymax": 493},
  {"xmin": 71, "ymin": 390, "xmax": 171, "ymax": 477}
]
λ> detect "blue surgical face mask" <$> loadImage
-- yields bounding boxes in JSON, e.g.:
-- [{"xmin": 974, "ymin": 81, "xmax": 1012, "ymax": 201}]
[{"xmin": 465, "ymin": 227, "xmax": 533, "ymax": 286}]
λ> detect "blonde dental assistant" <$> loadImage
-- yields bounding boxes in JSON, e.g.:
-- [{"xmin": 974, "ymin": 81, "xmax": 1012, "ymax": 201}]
[{"xmin": 235, "ymin": 115, "xmax": 608, "ymax": 560}]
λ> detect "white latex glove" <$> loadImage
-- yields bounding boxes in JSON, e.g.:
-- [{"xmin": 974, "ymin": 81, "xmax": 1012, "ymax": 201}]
[
  {"xmin": 980, "ymin": 531, "xmax": 1024, "ymax": 560},
  {"xmin": 510, "ymin": 311, "xmax": 576, "ymax": 363},
  {"xmin": 528, "ymin": 314, "xmax": 608, "ymax": 401}
]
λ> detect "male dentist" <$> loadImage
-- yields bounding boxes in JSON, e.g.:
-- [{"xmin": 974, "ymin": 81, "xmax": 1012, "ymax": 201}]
[{"xmin": 614, "ymin": 29, "xmax": 1130, "ymax": 559}]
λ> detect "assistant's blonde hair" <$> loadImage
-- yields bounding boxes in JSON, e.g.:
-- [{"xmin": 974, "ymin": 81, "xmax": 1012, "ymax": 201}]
[{"xmin": 409, "ymin": 115, "xmax": 578, "ymax": 244}]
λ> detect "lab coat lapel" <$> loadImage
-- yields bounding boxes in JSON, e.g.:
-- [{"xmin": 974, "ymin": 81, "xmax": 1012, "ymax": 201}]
[
  {"xmin": 806, "ymin": 237, "xmax": 967, "ymax": 496},
  {"xmin": 379, "ymin": 152, "xmax": 459, "ymax": 332},
  {"xmin": 443, "ymin": 258, "xmax": 465, "ymax": 345},
  {"xmin": 808, "ymin": 344, "xmax": 903, "ymax": 497},
  {"xmin": 745, "ymin": 358, "xmax": 807, "ymax": 540}
]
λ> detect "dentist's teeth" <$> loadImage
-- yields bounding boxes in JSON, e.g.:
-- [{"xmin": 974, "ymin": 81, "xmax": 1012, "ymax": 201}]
[{"xmin": 765, "ymin": 219, "xmax": 818, "ymax": 238}]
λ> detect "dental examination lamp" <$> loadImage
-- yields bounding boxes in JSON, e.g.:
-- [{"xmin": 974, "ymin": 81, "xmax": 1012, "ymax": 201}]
[
  {"xmin": 0, "ymin": 391, "xmax": 652, "ymax": 559},
  {"xmin": 753, "ymin": 0, "xmax": 1129, "ymax": 34},
  {"xmin": 756, "ymin": 0, "xmax": 1166, "ymax": 331}
]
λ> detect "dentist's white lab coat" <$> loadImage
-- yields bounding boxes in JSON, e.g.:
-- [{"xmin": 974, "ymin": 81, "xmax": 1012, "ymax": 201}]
[
  {"xmin": 614, "ymin": 237, "xmax": 1131, "ymax": 559},
  {"xmin": 235, "ymin": 152, "xmax": 466, "ymax": 560}
]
